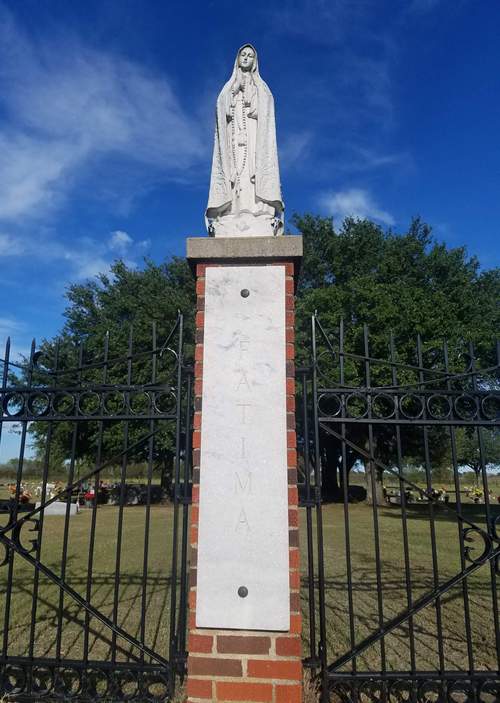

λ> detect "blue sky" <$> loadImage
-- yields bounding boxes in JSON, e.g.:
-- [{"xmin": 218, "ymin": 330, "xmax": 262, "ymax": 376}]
[{"xmin": 0, "ymin": 0, "xmax": 499, "ymax": 361}]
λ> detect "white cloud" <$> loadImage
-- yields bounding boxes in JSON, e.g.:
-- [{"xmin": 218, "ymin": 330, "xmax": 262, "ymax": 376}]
[
  {"xmin": 319, "ymin": 188, "xmax": 395, "ymax": 226},
  {"xmin": 0, "ymin": 228, "xmax": 149, "ymax": 281},
  {"xmin": 109, "ymin": 230, "xmax": 133, "ymax": 253},
  {"xmin": 0, "ymin": 4, "xmax": 204, "ymax": 223},
  {"xmin": 0, "ymin": 317, "xmax": 25, "ymax": 338},
  {"xmin": 280, "ymin": 131, "xmax": 313, "ymax": 169},
  {"xmin": 0, "ymin": 233, "xmax": 25, "ymax": 256},
  {"xmin": 0, "ymin": 317, "xmax": 30, "ymax": 366}
]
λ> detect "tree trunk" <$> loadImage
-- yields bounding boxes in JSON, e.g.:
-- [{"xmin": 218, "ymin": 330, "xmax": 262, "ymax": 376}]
[
  {"xmin": 474, "ymin": 467, "xmax": 481, "ymax": 488},
  {"xmin": 320, "ymin": 436, "xmax": 340, "ymax": 500},
  {"xmin": 160, "ymin": 453, "xmax": 174, "ymax": 496},
  {"xmin": 365, "ymin": 460, "xmax": 385, "ymax": 505}
]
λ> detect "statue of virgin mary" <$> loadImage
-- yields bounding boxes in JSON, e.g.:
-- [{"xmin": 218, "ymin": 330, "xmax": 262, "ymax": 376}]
[{"xmin": 206, "ymin": 44, "xmax": 284, "ymax": 237}]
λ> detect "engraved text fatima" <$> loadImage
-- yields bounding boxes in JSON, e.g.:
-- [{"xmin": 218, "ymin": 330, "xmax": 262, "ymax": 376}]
[{"xmin": 196, "ymin": 266, "xmax": 290, "ymax": 631}]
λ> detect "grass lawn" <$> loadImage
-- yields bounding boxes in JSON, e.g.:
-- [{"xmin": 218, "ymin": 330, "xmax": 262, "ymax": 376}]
[
  {"xmin": 302, "ymin": 501, "xmax": 499, "ymax": 674},
  {"xmin": 0, "ymin": 499, "xmax": 498, "ymax": 676},
  {"xmin": 0, "ymin": 504, "xmax": 176, "ymax": 665}
]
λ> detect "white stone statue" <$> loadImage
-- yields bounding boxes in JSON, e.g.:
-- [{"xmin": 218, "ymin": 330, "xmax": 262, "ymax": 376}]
[{"xmin": 206, "ymin": 44, "xmax": 284, "ymax": 237}]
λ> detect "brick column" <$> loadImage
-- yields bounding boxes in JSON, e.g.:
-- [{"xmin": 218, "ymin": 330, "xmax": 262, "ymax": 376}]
[{"xmin": 186, "ymin": 237, "xmax": 303, "ymax": 703}]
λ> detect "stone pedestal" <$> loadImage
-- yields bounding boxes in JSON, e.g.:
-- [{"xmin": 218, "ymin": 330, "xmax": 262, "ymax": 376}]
[{"xmin": 186, "ymin": 236, "xmax": 303, "ymax": 703}]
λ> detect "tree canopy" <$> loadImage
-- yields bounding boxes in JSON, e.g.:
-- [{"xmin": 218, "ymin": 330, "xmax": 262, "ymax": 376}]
[
  {"xmin": 22, "ymin": 215, "xmax": 499, "ymax": 502},
  {"xmin": 293, "ymin": 215, "xmax": 499, "ymax": 501},
  {"xmin": 295, "ymin": 214, "xmax": 499, "ymax": 364}
]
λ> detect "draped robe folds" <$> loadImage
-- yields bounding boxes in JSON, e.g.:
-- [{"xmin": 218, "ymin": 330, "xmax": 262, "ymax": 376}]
[{"xmin": 206, "ymin": 45, "xmax": 284, "ymax": 237}]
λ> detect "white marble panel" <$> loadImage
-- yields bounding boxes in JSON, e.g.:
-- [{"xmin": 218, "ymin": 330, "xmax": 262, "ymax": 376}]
[{"xmin": 196, "ymin": 265, "xmax": 290, "ymax": 631}]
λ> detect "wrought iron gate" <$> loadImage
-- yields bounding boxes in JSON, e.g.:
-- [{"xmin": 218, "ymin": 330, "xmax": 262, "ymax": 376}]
[
  {"xmin": 0, "ymin": 315, "xmax": 192, "ymax": 701},
  {"xmin": 300, "ymin": 315, "xmax": 499, "ymax": 702}
]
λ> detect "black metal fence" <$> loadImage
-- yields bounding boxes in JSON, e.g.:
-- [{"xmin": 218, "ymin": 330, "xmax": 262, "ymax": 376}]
[
  {"xmin": 0, "ymin": 315, "xmax": 192, "ymax": 701},
  {"xmin": 2, "ymin": 310, "xmax": 499, "ymax": 702},
  {"xmin": 300, "ymin": 315, "xmax": 499, "ymax": 702}
]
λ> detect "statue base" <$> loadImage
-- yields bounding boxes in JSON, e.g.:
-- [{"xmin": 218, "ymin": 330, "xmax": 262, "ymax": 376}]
[{"xmin": 209, "ymin": 211, "xmax": 282, "ymax": 238}]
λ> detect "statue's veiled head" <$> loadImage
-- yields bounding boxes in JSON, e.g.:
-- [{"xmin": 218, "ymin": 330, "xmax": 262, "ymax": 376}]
[{"xmin": 238, "ymin": 45, "xmax": 256, "ymax": 72}]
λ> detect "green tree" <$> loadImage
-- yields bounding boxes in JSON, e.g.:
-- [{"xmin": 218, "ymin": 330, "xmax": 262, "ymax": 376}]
[
  {"xmin": 454, "ymin": 427, "xmax": 500, "ymax": 487},
  {"xmin": 29, "ymin": 257, "xmax": 196, "ymax": 490},
  {"xmin": 293, "ymin": 215, "xmax": 500, "ymax": 503},
  {"xmin": 27, "ymin": 216, "xmax": 499, "ymax": 506}
]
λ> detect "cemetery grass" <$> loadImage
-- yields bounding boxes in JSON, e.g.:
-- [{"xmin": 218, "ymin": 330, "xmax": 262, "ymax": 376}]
[
  {"xmin": 0, "ymin": 505, "xmax": 175, "ymax": 665},
  {"xmin": 0, "ymin": 502, "xmax": 498, "ymax": 674},
  {"xmin": 300, "ymin": 502, "xmax": 499, "ymax": 674}
]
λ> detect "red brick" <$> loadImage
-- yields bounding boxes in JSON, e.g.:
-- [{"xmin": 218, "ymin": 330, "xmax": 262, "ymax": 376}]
[
  {"xmin": 286, "ymin": 360, "xmax": 295, "ymax": 378},
  {"xmin": 287, "ymin": 449, "xmax": 297, "ymax": 467},
  {"xmin": 285, "ymin": 277, "xmax": 294, "ymax": 294},
  {"xmin": 190, "ymin": 505, "xmax": 199, "ymax": 523},
  {"xmin": 290, "ymin": 570, "xmax": 300, "ymax": 589},
  {"xmin": 285, "ymin": 262, "xmax": 294, "ymax": 275},
  {"xmin": 289, "ymin": 548, "xmax": 300, "ymax": 569},
  {"xmin": 286, "ymin": 310, "xmax": 295, "ymax": 326},
  {"xmin": 287, "ymin": 430, "xmax": 297, "ymax": 448},
  {"xmin": 248, "ymin": 659, "xmax": 302, "ymax": 680},
  {"xmin": 288, "ymin": 468, "xmax": 298, "ymax": 484},
  {"xmin": 289, "ymin": 529, "xmax": 299, "ymax": 547},
  {"xmin": 197, "ymin": 296, "xmax": 205, "ymax": 311},
  {"xmin": 217, "ymin": 635, "xmax": 271, "ymax": 655},
  {"xmin": 189, "ymin": 568, "xmax": 197, "ymax": 587},
  {"xmin": 286, "ymin": 343, "xmax": 295, "ymax": 360},
  {"xmin": 288, "ymin": 509, "xmax": 298, "ymax": 527},
  {"xmin": 276, "ymin": 637, "xmax": 302, "ymax": 657},
  {"xmin": 195, "ymin": 278, "xmax": 205, "ymax": 296},
  {"xmin": 188, "ymin": 611, "xmax": 196, "ymax": 629},
  {"xmin": 193, "ymin": 412, "xmax": 201, "ymax": 430},
  {"xmin": 188, "ymin": 590, "xmax": 197, "ymax": 609},
  {"xmin": 190, "ymin": 525, "xmax": 198, "ymax": 544},
  {"xmin": 286, "ymin": 294, "xmax": 295, "ymax": 311},
  {"xmin": 195, "ymin": 328, "xmax": 204, "ymax": 344},
  {"xmin": 192, "ymin": 448, "xmax": 201, "ymax": 467},
  {"xmin": 290, "ymin": 592, "xmax": 301, "ymax": 613},
  {"xmin": 195, "ymin": 310, "xmax": 205, "ymax": 328},
  {"xmin": 192, "ymin": 431, "xmax": 201, "ymax": 449},
  {"xmin": 194, "ymin": 360, "xmax": 203, "ymax": 377},
  {"xmin": 217, "ymin": 682, "xmax": 273, "ymax": 702},
  {"xmin": 188, "ymin": 633, "xmax": 213, "ymax": 653},
  {"xmin": 286, "ymin": 327, "xmax": 295, "ymax": 344},
  {"xmin": 287, "ymin": 413, "xmax": 295, "ymax": 430},
  {"xmin": 286, "ymin": 395, "xmax": 296, "ymax": 412},
  {"xmin": 189, "ymin": 657, "xmax": 242, "ymax": 677},
  {"xmin": 286, "ymin": 378, "xmax": 295, "ymax": 394},
  {"xmin": 288, "ymin": 486, "xmax": 298, "ymax": 505},
  {"xmin": 187, "ymin": 678, "xmax": 212, "ymax": 699},
  {"xmin": 194, "ymin": 379, "xmax": 203, "ymax": 396},
  {"xmin": 290, "ymin": 613, "xmax": 302, "ymax": 633},
  {"xmin": 195, "ymin": 344, "xmax": 204, "ymax": 361},
  {"xmin": 191, "ymin": 485, "xmax": 200, "ymax": 503},
  {"xmin": 276, "ymin": 683, "xmax": 302, "ymax": 703},
  {"xmin": 196, "ymin": 264, "xmax": 207, "ymax": 276}
]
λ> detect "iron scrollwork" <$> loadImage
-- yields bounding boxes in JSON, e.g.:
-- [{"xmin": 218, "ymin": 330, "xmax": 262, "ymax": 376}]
[
  {"xmin": 327, "ymin": 678, "xmax": 500, "ymax": 703},
  {"xmin": 0, "ymin": 662, "xmax": 172, "ymax": 701}
]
